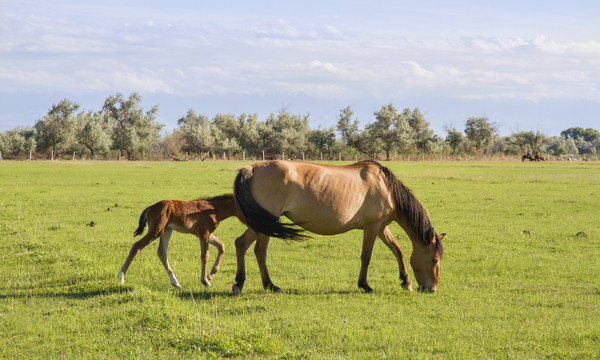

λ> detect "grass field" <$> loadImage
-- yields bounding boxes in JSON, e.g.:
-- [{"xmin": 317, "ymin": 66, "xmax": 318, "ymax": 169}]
[{"xmin": 1, "ymin": 160, "xmax": 599, "ymax": 359}]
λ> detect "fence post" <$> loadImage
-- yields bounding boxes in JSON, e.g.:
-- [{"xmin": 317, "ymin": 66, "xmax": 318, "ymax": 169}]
[
  {"xmin": 339, "ymin": 153, "xmax": 341, "ymax": 161},
  {"xmin": 0, "ymin": 151, "xmax": 2, "ymax": 161},
  {"xmin": 51, "ymin": 150, "xmax": 54, "ymax": 161},
  {"xmin": 262, "ymin": 151, "xmax": 265, "ymax": 161},
  {"xmin": 73, "ymin": 151, "xmax": 76, "ymax": 160},
  {"xmin": 243, "ymin": 151, "xmax": 245, "ymax": 161},
  {"xmin": 320, "ymin": 152, "xmax": 323, "ymax": 161},
  {"xmin": 29, "ymin": 150, "xmax": 32, "ymax": 160},
  {"xmin": 302, "ymin": 152, "xmax": 305, "ymax": 161}
]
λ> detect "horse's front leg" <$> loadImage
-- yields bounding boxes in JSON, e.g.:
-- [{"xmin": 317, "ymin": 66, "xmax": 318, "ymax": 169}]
[
  {"xmin": 358, "ymin": 224, "xmax": 380, "ymax": 293},
  {"xmin": 378, "ymin": 226, "xmax": 412, "ymax": 291},
  {"xmin": 254, "ymin": 234, "xmax": 282, "ymax": 293},
  {"xmin": 207, "ymin": 234, "xmax": 224, "ymax": 281},
  {"xmin": 232, "ymin": 228, "xmax": 257, "ymax": 295}
]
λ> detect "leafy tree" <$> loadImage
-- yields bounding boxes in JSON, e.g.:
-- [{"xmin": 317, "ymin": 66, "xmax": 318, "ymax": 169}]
[
  {"xmin": 307, "ymin": 127, "xmax": 336, "ymax": 158},
  {"xmin": 176, "ymin": 109, "xmax": 213, "ymax": 155},
  {"xmin": 406, "ymin": 108, "xmax": 435, "ymax": 153},
  {"xmin": 464, "ymin": 116, "xmax": 497, "ymax": 154},
  {"xmin": 0, "ymin": 127, "xmax": 36, "ymax": 158},
  {"xmin": 236, "ymin": 113, "xmax": 261, "ymax": 156},
  {"xmin": 76, "ymin": 110, "xmax": 112, "ymax": 158},
  {"xmin": 34, "ymin": 99, "xmax": 80, "ymax": 156},
  {"xmin": 561, "ymin": 127, "xmax": 600, "ymax": 142},
  {"xmin": 366, "ymin": 104, "xmax": 412, "ymax": 160},
  {"xmin": 445, "ymin": 128, "xmax": 464, "ymax": 155},
  {"xmin": 103, "ymin": 93, "xmax": 163, "ymax": 160},
  {"xmin": 263, "ymin": 109, "xmax": 309, "ymax": 158}
]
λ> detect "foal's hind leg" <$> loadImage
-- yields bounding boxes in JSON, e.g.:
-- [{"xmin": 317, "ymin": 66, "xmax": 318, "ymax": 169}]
[
  {"xmin": 157, "ymin": 229, "xmax": 182, "ymax": 289},
  {"xmin": 118, "ymin": 233, "xmax": 157, "ymax": 284},
  {"xmin": 378, "ymin": 226, "xmax": 412, "ymax": 291},
  {"xmin": 207, "ymin": 234, "xmax": 224, "ymax": 281}
]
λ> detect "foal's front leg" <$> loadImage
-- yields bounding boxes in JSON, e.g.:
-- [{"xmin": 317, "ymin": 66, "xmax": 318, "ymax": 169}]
[
  {"xmin": 207, "ymin": 234, "xmax": 224, "ymax": 281},
  {"xmin": 198, "ymin": 231, "xmax": 212, "ymax": 287},
  {"xmin": 157, "ymin": 229, "xmax": 182, "ymax": 289}
]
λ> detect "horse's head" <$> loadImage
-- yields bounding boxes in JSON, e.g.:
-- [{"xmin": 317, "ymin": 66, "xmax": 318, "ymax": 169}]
[{"xmin": 410, "ymin": 229, "xmax": 445, "ymax": 292}]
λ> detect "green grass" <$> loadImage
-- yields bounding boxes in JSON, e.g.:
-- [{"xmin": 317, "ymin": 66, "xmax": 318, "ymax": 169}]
[{"xmin": 1, "ymin": 160, "xmax": 599, "ymax": 359}]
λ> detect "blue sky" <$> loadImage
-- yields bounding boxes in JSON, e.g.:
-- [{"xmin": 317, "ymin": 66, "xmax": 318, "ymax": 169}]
[{"xmin": 1, "ymin": 0, "xmax": 599, "ymax": 136}]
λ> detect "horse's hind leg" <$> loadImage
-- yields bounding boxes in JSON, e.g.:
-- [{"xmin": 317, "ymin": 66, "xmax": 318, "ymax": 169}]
[
  {"xmin": 207, "ymin": 234, "xmax": 224, "ymax": 281},
  {"xmin": 232, "ymin": 228, "xmax": 257, "ymax": 295},
  {"xmin": 378, "ymin": 226, "xmax": 412, "ymax": 291},
  {"xmin": 118, "ymin": 233, "xmax": 157, "ymax": 284},
  {"xmin": 254, "ymin": 234, "xmax": 282, "ymax": 293}
]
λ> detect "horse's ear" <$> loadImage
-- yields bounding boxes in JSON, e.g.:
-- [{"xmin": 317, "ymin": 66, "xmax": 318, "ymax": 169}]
[
  {"xmin": 438, "ymin": 233, "xmax": 446, "ymax": 240},
  {"xmin": 429, "ymin": 228, "xmax": 436, "ymax": 243}
]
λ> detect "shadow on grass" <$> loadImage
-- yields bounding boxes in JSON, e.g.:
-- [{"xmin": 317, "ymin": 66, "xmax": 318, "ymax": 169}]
[{"xmin": 0, "ymin": 284, "xmax": 134, "ymax": 300}]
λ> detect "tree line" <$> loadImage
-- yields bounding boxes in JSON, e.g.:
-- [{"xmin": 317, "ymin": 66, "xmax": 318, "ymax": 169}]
[{"xmin": 1, "ymin": 92, "xmax": 599, "ymax": 160}]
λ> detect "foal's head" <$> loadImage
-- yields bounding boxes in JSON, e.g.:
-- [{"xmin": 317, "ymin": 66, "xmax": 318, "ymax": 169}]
[{"xmin": 410, "ymin": 229, "xmax": 445, "ymax": 292}]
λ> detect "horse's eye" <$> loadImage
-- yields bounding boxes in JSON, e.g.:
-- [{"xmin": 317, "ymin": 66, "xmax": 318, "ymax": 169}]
[{"xmin": 432, "ymin": 258, "xmax": 439, "ymax": 264}]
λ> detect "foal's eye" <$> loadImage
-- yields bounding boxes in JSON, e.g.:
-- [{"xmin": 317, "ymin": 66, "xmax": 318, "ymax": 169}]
[{"xmin": 432, "ymin": 258, "xmax": 439, "ymax": 264}]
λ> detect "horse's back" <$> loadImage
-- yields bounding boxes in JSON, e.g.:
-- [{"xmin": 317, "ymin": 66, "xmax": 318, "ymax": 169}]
[{"xmin": 247, "ymin": 161, "xmax": 394, "ymax": 234}]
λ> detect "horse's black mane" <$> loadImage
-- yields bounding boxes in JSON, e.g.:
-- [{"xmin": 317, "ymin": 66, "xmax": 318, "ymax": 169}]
[{"xmin": 372, "ymin": 161, "xmax": 443, "ymax": 257}]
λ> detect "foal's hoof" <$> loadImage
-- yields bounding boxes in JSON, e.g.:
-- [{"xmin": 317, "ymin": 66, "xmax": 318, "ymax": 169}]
[
  {"xmin": 201, "ymin": 279, "xmax": 212, "ymax": 287},
  {"xmin": 265, "ymin": 282, "xmax": 283, "ymax": 293},
  {"xmin": 359, "ymin": 283, "xmax": 373, "ymax": 293},
  {"xmin": 402, "ymin": 282, "xmax": 413, "ymax": 292},
  {"xmin": 117, "ymin": 272, "xmax": 125, "ymax": 284}
]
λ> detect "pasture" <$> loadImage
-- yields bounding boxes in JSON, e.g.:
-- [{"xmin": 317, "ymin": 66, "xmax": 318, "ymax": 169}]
[{"xmin": 1, "ymin": 160, "xmax": 599, "ymax": 359}]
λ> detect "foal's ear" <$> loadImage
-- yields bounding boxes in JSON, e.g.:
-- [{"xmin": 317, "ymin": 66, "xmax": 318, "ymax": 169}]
[{"xmin": 438, "ymin": 233, "xmax": 446, "ymax": 240}]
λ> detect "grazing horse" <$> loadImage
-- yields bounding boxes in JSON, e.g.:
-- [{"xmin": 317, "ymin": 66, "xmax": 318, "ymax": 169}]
[
  {"xmin": 118, "ymin": 195, "xmax": 239, "ymax": 289},
  {"xmin": 232, "ymin": 160, "xmax": 445, "ymax": 294}
]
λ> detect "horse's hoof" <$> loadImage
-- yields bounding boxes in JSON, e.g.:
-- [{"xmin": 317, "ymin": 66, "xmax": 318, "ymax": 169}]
[
  {"xmin": 232, "ymin": 284, "xmax": 242, "ymax": 296},
  {"xmin": 402, "ymin": 282, "xmax": 413, "ymax": 292},
  {"xmin": 201, "ymin": 280, "xmax": 212, "ymax": 287},
  {"xmin": 207, "ymin": 274, "xmax": 215, "ymax": 281},
  {"xmin": 117, "ymin": 272, "xmax": 125, "ymax": 284},
  {"xmin": 171, "ymin": 283, "xmax": 183, "ymax": 290}
]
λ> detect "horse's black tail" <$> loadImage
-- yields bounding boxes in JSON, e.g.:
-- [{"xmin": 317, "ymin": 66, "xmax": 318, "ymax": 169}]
[
  {"xmin": 234, "ymin": 166, "xmax": 307, "ymax": 241},
  {"xmin": 133, "ymin": 207, "xmax": 151, "ymax": 237}
]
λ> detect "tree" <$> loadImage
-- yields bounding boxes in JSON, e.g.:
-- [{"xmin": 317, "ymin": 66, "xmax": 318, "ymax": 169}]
[
  {"xmin": 366, "ymin": 104, "xmax": 412, "ymax": 160},
  {"xmin": 307, "ymin": 127, "xmax": 336, "ymax": 158},
  {"xmin": 76, "ymin": 110, "xmax": 113, "ymax": 158},
  {"xmin": 561, "ymin": 127, "xmax": 600, "ymax": 142},
  {"xmin": 236, "ymin": 113, "xmax": 261, "ymax": 156},
  {"xmin": 34, "ymin": 99, "xmax": 80, "ymax": 156},
  {"xmin": 407, "ymin": 108, "xmax": 435, "ymax": 153},
  {"xmin": 445, "ymin": 128, "xmax": 464, "ymax": 155},
  {"xmin": 0, "ymin": 127, "xmax": 36, "ymax": 158},
  {"xmin": 103, "ymin": 93, "xmax": 163, "ymax": 160},
  {"xmin": 263, "ymin": 109, "xmax": 309, "ymax": 158},
  {"xmin": 464, "ymin": 116, "xmax": 497, "ymax": 154},
  {"xmin": 176, "ymin": 109, "xmax": 213, "ymax": 155}
]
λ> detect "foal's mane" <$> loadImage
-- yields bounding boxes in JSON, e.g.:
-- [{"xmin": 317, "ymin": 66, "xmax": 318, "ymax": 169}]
[
  {"xmin": 367, "ymin": 161, "xmax": 443, "ymax": 256},
  {"xmin": 196, "ymin": 194, "xmax": 234, "ymax": 202}
]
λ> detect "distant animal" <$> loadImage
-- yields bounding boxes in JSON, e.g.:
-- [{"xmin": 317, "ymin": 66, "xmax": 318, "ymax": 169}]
[
  {"xmin": 522, "ymin": 153, "xmax": 534, "ymax": 162},
  {"xmin": 232, "ymin": 160, "xmax": 446, "ymax": 295},
  {"xmin": 118, "ymin": 195, "xmax": 240, "ymax": 289}
]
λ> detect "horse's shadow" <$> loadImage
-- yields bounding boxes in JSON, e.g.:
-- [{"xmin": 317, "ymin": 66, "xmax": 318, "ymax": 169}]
[{"xmin": 0, "ymin": 284, "xmax": 134, "ymax": 300}]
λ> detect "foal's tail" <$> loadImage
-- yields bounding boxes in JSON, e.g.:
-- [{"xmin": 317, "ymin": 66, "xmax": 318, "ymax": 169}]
[
  {"xmin": 234, "ymin": 166, "xmax": 306, "ymax": 241},
  {"xmin": 133, "ymin": 207, "xmax": 151, "ymax": 237}
]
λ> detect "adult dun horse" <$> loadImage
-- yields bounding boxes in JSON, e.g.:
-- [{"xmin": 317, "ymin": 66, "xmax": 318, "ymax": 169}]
[
  {"xmin": 118, "ymin": 195, "xmax": 239, "ymax": 289},
  {"xmin": 232, "ymin": 160, "xmax": 445, "ymax": 294}
]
